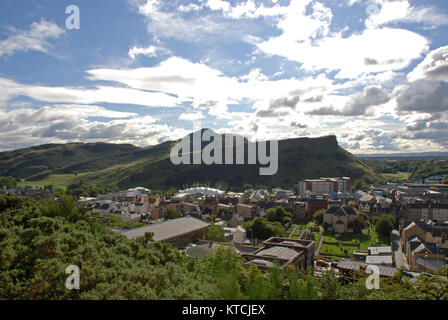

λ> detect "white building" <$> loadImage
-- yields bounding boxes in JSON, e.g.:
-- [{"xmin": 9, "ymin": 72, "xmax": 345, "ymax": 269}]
[{"xmin": 298, "ymin": 177, "xmax": 351, "ymax": 197}]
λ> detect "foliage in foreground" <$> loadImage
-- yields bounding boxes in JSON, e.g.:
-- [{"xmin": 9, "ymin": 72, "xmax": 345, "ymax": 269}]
[{"xmin": 0, "ymin": 195, "xmax": 446, "ymax": 300}]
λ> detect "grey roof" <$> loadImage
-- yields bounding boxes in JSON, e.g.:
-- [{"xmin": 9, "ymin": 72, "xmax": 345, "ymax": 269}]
[
  {"xmin": 119, "ymin": 216, "xmax": 210, "ymax": 241},
  {"xmin": 256, "ymin": 246, "xmax": 298, "ymax": 260},
  {"xmin": 326, "ymin": 206, "xmax": 358, "ymax": 216},
  {"xmin": 416, "ymin": 258, "xmax": 446, "ymax": 272},
  {"xmin": 366, "ymin": 255, "xmax": 393, "ymax": 265},
  {"xmin": 337, "ymin": 259, "xmax": 398, "ymax": 277},
  {"xmin": 247, "ymin": 259, "xmax": 275, "ymax": 268},
  {"xmin": 368, "ymin": 246, "xmax": 392, "ymax": 255}
]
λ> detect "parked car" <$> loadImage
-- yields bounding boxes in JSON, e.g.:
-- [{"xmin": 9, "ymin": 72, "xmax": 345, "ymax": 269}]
[
  {"xmin": 420, "ymin": 272, "xmax": 433, "ymax": 277},
  {"xmin": 331, "ymin": 262, "xmax": 339, "ymax": 268},
  {"xmin": 316, "ymin": 260, "xmax": 329, "ymax": 267},
  {"xmin": 402, "ymin": 270, "xmax": 414, "ymax": 278}
]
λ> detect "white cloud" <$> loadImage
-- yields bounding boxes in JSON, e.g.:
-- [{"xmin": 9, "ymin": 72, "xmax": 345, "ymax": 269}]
[
  {"xmin": 0, "ymin": 19, "xmax": 65, "ymax": 57},
  {"xmin": 366, "ymin": 0, "xmax": 448, "ymax": 29},
  {"xmin": 408, "ymin": 46, "xmax": 448, "ymax": 82},
  {"xmin": 179, "ymin": 111, "xmax": 205, "ymax": 121},
  {"xmin": 128, "ymin": 45, "xmax": 170, "ymax": 59},
  {"xmin": 258, "ymin": 25, "xmax": 429, "ymax": 79},
  {"xmin": 0, "ymin": 105, "xmax": 188, "ymax": 151},
  {"xmin": 0, "ymin": 77, "xmax": 181, "ymax": 108}
]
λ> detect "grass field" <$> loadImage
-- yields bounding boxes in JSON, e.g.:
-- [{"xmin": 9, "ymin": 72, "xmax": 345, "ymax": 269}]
[
  {"xmin": 320, "ymin": 225, "xmax": 390, "ymax": 257},
  {"xmin": 17, "ymin": 173, "xmax": 85, "ymax": 190},
  {"xmin": 382, "ymin": 171, "xmax": 411, "ymax": 182},
  {"xmin": 16, "ymin": 158, "xmax": 149, "ymax": 190}
]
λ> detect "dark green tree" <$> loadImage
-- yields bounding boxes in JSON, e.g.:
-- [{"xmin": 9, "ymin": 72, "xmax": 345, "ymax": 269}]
[
  {"xmin": 208, "ymin": 225, "xmax": 226, "ymax": 242},
  {"xmin": 164, "ymin": 208, "xmax": 181, "ymax": 220}
]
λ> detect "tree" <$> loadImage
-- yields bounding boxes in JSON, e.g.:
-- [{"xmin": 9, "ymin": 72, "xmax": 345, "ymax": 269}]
[
  {"xmin": 0, "ymin": 176, "xmax": 17, "ymax": 188},
  {"xmin": 313, "ymin": 209, "xmax": 326, "ymax": 225},
  {"xmin": 165, "ymin": 208, "xmax": 181, "ymax": 220},
  {"xmin": 208, "ymin": 225, "xmax": 226, "ymax": 242},
  {"xmin": 348, "ymin": 219, "xmax": 362, "ymax": 233},
  {"xmin": 245, "ymin": 217, "xmax": 285, "ymax": 240},
  {"xmin": 352, "ymin": 179, "xmax": 369, "ymax": 192},
  {"xmin": 442, "ymin": 175, "xmax": 448, "ymax": 184},
  {"xmin": 375, "ymin": 215, "xmax": 394, "ymax": 237},
  {"xmin": 266, "ymin": 206, "xmax": 293, "ymax": 225}
]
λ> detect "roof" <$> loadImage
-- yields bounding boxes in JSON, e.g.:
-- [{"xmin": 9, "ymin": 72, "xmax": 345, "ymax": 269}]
[
  {"xmin": 256, "ymin": 246, "xmax": 299, "ymax": 260},
  {"xmin": 368, "ymin": 246, "xmax": 392, "ymax": 255},
  {"xmin": 337, "ymin": 259, "xmax": 398, "ymax": 277},
  {"xmin": 365, "ymin": 255, "xmax": 393, "ymax": 265},
  {"xmin": 416, "ymin": 258, "xmax": 446, "ymax": 272},
  {"xmin": 247, "ymin": 259, "xmax": 275, "ymax": 268},
  {"xmin": 179, "ymin": 187, "xmax": 224, "ymax": 196},
  {"xmin": 326, "ymin": 206, "xmax": 358, "ymax": 217},
  {"xmin": 119, "ymin": 216, "xmax": 210, "ymax": 241}
]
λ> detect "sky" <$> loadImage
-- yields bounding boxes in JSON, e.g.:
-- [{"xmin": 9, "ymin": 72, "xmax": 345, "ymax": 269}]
[{"xmin": 0, "ymin": 0, "xmax": 448, "ymax": 154}]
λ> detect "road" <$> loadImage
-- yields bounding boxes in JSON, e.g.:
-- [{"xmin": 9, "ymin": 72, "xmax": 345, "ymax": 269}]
[{"xmin": 391, "ymin": 230, "xmax": 409, "ymax": 269}]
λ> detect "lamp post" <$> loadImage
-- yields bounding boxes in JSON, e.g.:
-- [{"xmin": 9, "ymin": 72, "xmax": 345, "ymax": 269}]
[{"xmin": 424, "ymin": 252, "xmax": 428, "ymax": 273}]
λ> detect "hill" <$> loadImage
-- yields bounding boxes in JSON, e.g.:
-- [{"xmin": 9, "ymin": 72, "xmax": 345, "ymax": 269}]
[{"xmin": 0, "ymin": 131, "xmax": 382, "ymax": 191}]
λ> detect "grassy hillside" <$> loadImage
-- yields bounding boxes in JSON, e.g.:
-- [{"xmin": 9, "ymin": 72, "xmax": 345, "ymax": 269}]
[
  {"xmin": 0, "ymin": 142, "xmax": 141, "ymax": 180},
  {"xmin": 1, "ymin": 132, "xmax": 382, "ymax": 191}
]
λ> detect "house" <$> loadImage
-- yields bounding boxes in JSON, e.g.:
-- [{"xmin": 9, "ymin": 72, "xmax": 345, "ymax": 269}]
[
  {"xmin": 228, "ymin": 213, "xmax": 244, "ymax": 228},
  {"xmin": 272, "ymin": 189, "xmax": 294, "ymax": 200},
  {"xmin": 236, "ymin": 204, "xmax": 256, "ymax": 219},
  {"xmin": 323, "ymin": 206, "xmax": 360, "ymax": 233},
  {"xmin": 407, "ymin": 240, "xmax": 448, "ymax": 271},
  {"xmin": 401, "ymin": 220, "xmax": 448, "ymax": 270},
  {"xmin": 402, "ymin": 220, "xmax": 448, "ymax": 251}
]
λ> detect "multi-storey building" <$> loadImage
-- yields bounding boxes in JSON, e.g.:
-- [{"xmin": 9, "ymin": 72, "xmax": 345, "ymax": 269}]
[{"xmin": 298, "ymin": 177, "xmax": 351, "ymax": 197}]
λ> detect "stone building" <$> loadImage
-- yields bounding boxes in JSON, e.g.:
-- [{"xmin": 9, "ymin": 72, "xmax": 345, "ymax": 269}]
[{"xmin": 323, "ymin": 206, "xmax": 359, "ymax": 233}]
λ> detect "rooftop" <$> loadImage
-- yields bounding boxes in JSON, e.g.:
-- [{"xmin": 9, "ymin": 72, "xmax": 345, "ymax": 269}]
[
  {"xmin": 119, "ymin": 216, "xmax": 210, "ymax": 241},
  {"xmin": 256, "ymin": 246, "xmax": 299, "ymax": 260},
  {"xmin": 368, "ymin": 246, "xmax": 392, "ymax": 255},
  {"xmin": 365, "ymin": 255, "xmax": 393, "ymax": 265},
  {"xmin": 337, "ymin": 259, "xmax": 398, "ymax": 277}
]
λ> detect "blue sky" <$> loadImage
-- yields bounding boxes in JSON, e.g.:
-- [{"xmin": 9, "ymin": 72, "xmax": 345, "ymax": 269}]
[{"xmin": 1, "ymin": 0, "xmax": 448, "ymax": 153}]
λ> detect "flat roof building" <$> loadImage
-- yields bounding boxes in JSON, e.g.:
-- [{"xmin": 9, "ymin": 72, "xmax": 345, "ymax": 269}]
[
  {"xmin": 337, "ymin": 259, "xmax": 398, "ymax": 277},
  {"xmin": 241, "ymin": 237, "xmax": 315, "ymax": 270},
  {"xmin": 118, "ymin": 216, "xmax": 210, "ymax": 247}
]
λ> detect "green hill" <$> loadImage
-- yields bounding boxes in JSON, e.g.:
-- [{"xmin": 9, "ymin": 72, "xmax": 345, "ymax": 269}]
[{"xmin": 0, "ymin": 131, "xmax": 382, "ymax": 191}]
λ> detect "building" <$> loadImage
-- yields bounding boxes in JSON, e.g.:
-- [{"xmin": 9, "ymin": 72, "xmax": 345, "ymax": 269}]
[
  {"xmin": 337, "ymin": 260, "xmax": 398, "ymax": 278},
  {"xmin": 298, "ymin": 177, "xmax": 351, "ymax": 197},
  {"xmin": 402, "ymin": 220, "xmax": 448, "ymax": 250},
  {"xmin": 323, "ymin": 206, "xmax": 360, "ymax": 233},
  {"xmin": 365, "ymin": 246, "xmax": 393, "ymax": 266},
  {"xmin": 401, "ymin": 220, "xmax": 448, "ymax": 271},
  {"xmin": 118, "ymin": 216, "xmax": 210, "ymax": 247},
  {"xmin": 307, "ymin": 197, "xmax": 328, "ymax": 217},
  {"xmin": 241, "ymin": 237, "xmax": 315, "ymax": 270},
  {"xmin": 408, "ymin": 241, "xmax": 448, "ymax": 271},
  {"xmin": 236, "ymin": 204, "xmax": 256, "ymax": 219}
]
